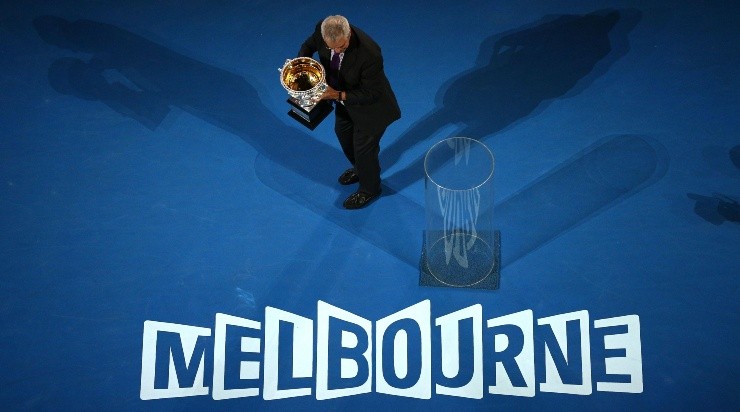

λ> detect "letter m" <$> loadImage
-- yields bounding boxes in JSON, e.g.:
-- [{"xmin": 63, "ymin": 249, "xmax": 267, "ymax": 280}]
[{"xmin": 140, "ymin": 320, "xmax": 212, "ymax": 400}]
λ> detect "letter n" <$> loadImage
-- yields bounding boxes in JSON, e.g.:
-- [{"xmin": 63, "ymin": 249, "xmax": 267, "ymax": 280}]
[{"xmin": 538, "ymin": 310, "xmax": 592, "ymax": 395}]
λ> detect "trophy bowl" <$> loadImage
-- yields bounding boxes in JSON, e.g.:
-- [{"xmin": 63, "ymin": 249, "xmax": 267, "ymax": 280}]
[
  {"xmin": 280, "ymin": 57, "xmax": 328, "ymax": 108},
  {"xmin": 279, "ymin": 57, "xmax": 333, "ymax": 130}
]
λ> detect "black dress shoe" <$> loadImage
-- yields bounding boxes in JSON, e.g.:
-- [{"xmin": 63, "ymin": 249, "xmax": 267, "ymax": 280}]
[
  {"xmin": 343, "ymin": 191, "xmax": 380, "ymax": 209},
  {"xmin": 338, "ymin": 168, "xmax": 359, "ymax": 185}
]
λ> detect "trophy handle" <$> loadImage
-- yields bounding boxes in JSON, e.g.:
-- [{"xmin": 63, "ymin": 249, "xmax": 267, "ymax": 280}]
[{"xmin": 278, "ymin": 58, "xmax": 292, "ymax": 73}]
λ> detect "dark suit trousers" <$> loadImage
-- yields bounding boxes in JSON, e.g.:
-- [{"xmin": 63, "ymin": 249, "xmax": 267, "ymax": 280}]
[{"xmin": 334, "ymin": 103, "xmax": 384, "ymax": 195}]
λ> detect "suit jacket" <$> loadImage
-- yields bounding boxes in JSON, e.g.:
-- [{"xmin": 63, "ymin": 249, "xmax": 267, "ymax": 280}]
[{"xmin": 298, "ymin": 23, "xmax": 401, "ymax": 134}]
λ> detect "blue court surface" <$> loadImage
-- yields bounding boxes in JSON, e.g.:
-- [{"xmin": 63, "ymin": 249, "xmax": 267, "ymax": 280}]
[{"xmin": 1, "ymin": 1, "xmax": 738, "ymax": 410}]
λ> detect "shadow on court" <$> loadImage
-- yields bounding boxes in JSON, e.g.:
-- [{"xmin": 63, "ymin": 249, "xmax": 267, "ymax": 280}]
[
  {"xmin": 383, "ymin": 9, "xmax": 642, "ymax": 190},
  {"xmin": 33, "ymin": 12, "xmax": 667, "ymax": 288}
]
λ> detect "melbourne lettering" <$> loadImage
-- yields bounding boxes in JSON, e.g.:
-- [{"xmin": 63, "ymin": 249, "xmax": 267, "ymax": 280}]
[{"xmin": 140, "ymin": 300, "xmax": 643, "ymax": 401}]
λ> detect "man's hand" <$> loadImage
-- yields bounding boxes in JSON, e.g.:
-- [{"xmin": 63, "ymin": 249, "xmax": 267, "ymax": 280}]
[{"xmin": 321, "ymin": 86, "xmax": 341, "ymax": 101}]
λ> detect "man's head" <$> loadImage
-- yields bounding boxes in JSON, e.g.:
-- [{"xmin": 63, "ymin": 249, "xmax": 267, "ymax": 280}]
[{"xmin": 321, "ymin": 15, "xmax": 351, "ymax": 53}]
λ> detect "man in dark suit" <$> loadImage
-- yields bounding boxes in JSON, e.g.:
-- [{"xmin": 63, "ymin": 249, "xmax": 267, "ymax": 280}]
[{"xmin": 298, "ymin": 15, "xmax": 401, "ymax": 209}]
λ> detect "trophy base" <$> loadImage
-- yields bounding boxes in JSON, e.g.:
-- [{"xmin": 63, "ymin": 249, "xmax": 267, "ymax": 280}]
[
  {"xmin": 419, "ymin": 230, "xmax": 501, "ymax": 290},
  {"xmin": 287, "ymin": 98, "xmax": 333, "ymax": 130}
]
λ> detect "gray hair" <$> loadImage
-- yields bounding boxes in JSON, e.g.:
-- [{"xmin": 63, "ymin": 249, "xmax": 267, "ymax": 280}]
[{"xmin": 321, "ymin": 15, "xmax": 350, "ymax": 42}]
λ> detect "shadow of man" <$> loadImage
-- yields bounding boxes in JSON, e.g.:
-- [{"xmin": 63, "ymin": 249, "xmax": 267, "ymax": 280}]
[
  {"xmin": 34, "ymin": 15, "xmax": 341, "ymax": 190},
  {"xmin": 383, "ymin": 9, "xmax": 641, "ymax": 190},
  {"xmin": 687, "ymin": 193, "xmax": 740, "ymax": 225},
  {"xmin": 33, "ymin": 15, "xmax": 432, "ymax": 275},
  {"xmin": 687, "ymin": 145, "xmax": 740, "ymax": 225},
  {"xmin": 31, "ymin": 13, "xmax": 660, "ymax": 274}
]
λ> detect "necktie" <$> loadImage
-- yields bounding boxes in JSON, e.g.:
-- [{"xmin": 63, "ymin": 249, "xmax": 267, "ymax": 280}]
[{"xmin": 329, "ymin": 52, "xmax": 340, "ymax": 89}]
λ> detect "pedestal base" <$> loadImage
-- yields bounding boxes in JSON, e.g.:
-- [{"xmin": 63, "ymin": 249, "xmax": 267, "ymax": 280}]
[{"xmin": 419, "ymin": 230, "xmax": 501, "ymax": 290}]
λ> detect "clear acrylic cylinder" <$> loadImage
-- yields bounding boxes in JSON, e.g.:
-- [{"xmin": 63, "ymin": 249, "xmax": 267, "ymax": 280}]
[{"xmin": 423, "ymin": 137, "xmax": 495, "ymax": 287}]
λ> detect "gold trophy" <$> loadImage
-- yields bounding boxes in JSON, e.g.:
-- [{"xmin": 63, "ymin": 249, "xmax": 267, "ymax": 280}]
[{"xmin": 279, "ymin": 57, "xmax": 333, "ymax": 130}]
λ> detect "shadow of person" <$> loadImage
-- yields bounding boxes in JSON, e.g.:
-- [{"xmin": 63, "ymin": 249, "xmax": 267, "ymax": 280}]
[
  {"xmin": 48, "ymin": 57, "xmax": 172, "ymax": 130},
  {"xmin": 731, "ymin": 144, "xmax": 740, "ymax": 170},
  {"xmin": 687, "ymin": 193, "xmax": 740, "ymax": 225},
  {"xmin": 33, "ymin": 15, "xmax": 433, "ymax": 303},
  {"xmin": 31, "ymin": 14, "xmax": 661, "ymax": 274},
  {"xmin": 33, "ymin": 15, "xmax": 433, "ymax": 272},
  {"xmin": 382, "ymin": 9, "xmax": 641, "ymax": 191},
  {"xmin": 34, "ymin": 15, "xmax": 341, "ymax": 189},
  {"xmin": 687, "ymin": 145, "xmax": 740, "ymax": 225}
]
